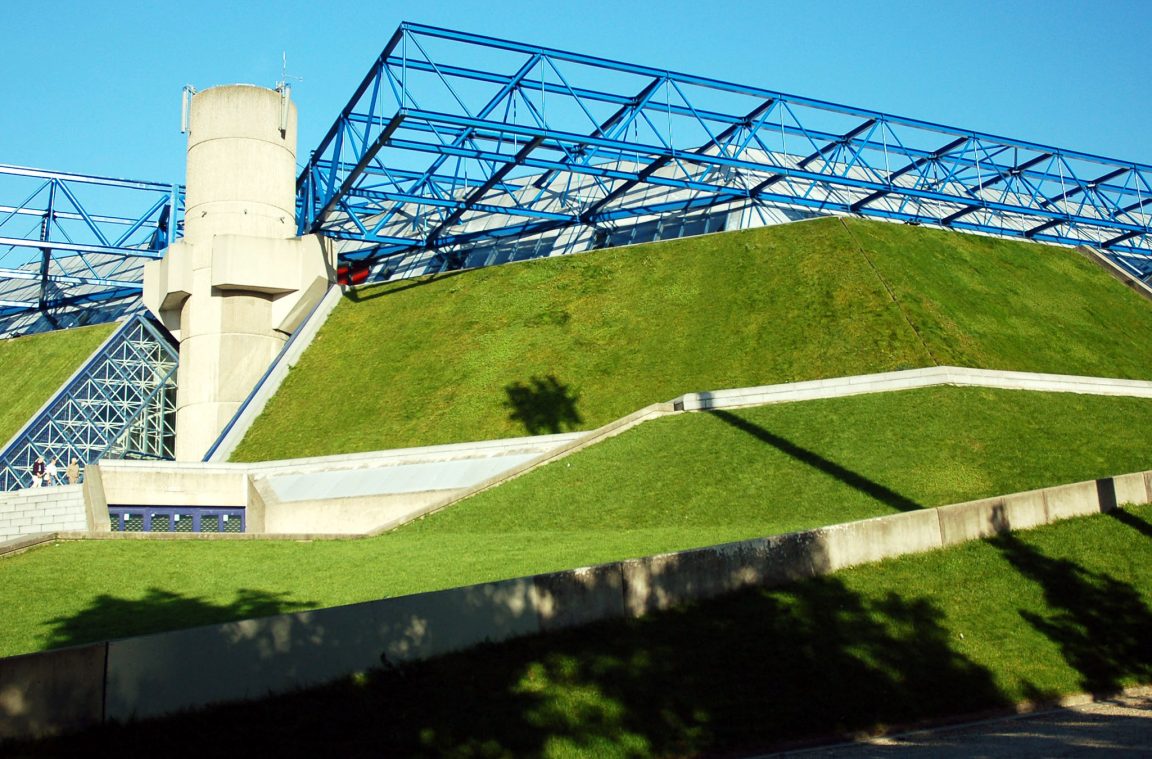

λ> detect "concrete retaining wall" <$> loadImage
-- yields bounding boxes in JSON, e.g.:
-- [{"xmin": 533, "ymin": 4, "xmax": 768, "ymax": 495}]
[
  {"xmin": 0, "ymin": 486, "xmax": 86, "ymax": 543},
  {"xmin": 4, "ymin": 468, "xmax": 1149, "ymax": 740},
  {"xmin": 77, "ymin": 367, "xmax": 1152, "ymax": 538}
]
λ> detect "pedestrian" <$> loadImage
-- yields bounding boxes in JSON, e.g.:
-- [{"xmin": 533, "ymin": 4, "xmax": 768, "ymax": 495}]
[
  {"xmin": 30, "ymin": 456, "xmax": 46, "ymax": 488},
  {"xmin": 45, "ymin": 457, "xmax": 59, "ymax": 487},
  {"xmin": 65, "ymin": 459, "xmax": 81, "ymax": 485}
]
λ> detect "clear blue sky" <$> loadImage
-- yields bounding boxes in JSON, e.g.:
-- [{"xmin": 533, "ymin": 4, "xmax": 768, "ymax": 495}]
[{"xmin": 2, "ymin": 0, "xmax": 1149, "ymax": 186}]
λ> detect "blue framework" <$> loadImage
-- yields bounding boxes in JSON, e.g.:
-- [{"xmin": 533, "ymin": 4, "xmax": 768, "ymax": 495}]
[
  {"xmin": 0, "ymin": 164, "xmax": 182, "ymax": 330},
  {"xmin": 299, "ymin": 23, "xmax": 1152, "ymax": 278},
  {"xmin": 0, "ymin": 313, "xmax": 178, "ymax": 491}
]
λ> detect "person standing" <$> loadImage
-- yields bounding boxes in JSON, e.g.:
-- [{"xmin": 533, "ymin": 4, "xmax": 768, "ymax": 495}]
[
  {"xmin": 65, "ymin": 459, "xmax": 81, "ymax": 485},
  {"xmin": 45, "ymin": 457, "xmax": 59, "ymax": 487},
  {"xmin": 30, "ymin": 456, "xmax": 46, "ymax": 488}
]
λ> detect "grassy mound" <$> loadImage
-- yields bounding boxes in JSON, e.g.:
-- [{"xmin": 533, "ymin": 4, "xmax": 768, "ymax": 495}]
[
  {"xmin": 0, "ymin": 322, "xmax": 117, "ymax": 446},
  {"xmin": 233, "ymin": 218, "xmax": 1152, "ymax": 461},
  {"xmin": 5, "ymin": 386, "xmax": 1152, "ymax": 658},
  {"xmin": 14, "ymin": 504, "xmax": 1152, "ymax": 756}
]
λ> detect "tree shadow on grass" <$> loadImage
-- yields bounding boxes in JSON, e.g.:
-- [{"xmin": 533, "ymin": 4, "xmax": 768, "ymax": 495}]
[
  {"xmin": 23, "ymin": 575, "xmax": 1008, "ymax": 757},
  {"xmin": 43, "ymin": 587, "xmax": 318, "ymax": 650},
  {"xmin": 992, "ymin": 530, "xmax": 1152, "ymax": 696},
  {"xmin": 709, "ymin": 409, "xmax": 923, "ymax": 513},
  {"xmin": 504, "ymin": 375, "xmax": 583, "ymax": 435},
  {"xmin": 1108, "ymin": 505, "xmax": 1152, "ymax": 540}
]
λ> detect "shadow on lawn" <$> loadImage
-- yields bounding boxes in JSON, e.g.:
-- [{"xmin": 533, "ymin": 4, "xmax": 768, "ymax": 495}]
[
  {"xmin": 709, "ymin": 409, "xmax": 922, "ymax": 513},
  {"xmin": 504, "ymin": 375, "xmax": 583, "ymax": 435},
  {"xmin": 992, "ymin": 523, "xmax": 1152, "ymax": 696},
  {"xmin": 43, "ymin": 587, "xmax": 317, "ymax": 650},
  {"xmin": 25, "ymin": 574, "xmax": 1008, "ymax": 757}
]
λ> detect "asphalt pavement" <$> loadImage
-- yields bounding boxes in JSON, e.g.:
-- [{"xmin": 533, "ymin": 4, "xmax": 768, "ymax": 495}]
[{"xmin": 768, "ymin": 690, "xmax": 1152, "ymax": 757}]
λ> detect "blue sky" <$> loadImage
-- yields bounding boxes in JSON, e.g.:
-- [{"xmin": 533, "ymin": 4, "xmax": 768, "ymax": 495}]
[{"xmin": 2, "ymin": 0, "xmax": 1149, "ymax": 185}]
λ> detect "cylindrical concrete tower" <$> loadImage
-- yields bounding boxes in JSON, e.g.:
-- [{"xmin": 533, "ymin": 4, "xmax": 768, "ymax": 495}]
[
  {"xmin": 144, "ymin": 85, "xmax": 332, "ymax": 461},
  {"xmin": 184, "ymin": 85, "xmax": 299, "ymax": 241}
]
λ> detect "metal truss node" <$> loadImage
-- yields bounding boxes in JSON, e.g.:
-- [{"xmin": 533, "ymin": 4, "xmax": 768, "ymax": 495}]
[
  {"xmin": 298, "ymin": 23, "xmax": 1152, "ymax": 280},
  {"xmin": 0, "ymin": 313, "xmax": 178, "ymax": 491}
]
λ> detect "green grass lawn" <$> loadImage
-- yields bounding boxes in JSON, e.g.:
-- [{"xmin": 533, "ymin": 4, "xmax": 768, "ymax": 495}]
[
  {"xmin": 3, "ymin": 386, "xmax": 1152, "ymax": 659},
  {"xmin": 232, "ymin": 217, "xmax": 1152, "ymax": 461},
  {"xmin": 13, "ymin": 504, "xmax": 1152, "ymax": 757},
  {"xmin": 0, "ymin": 322, "xmax": 116, "ymax": 446}
]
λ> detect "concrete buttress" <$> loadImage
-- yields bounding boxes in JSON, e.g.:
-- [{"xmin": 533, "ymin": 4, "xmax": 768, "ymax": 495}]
[{"xmin": 144, "ymin": 85, "xmax": 333, "ymax": 460}]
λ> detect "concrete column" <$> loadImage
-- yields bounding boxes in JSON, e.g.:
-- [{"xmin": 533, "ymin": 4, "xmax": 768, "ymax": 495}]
[{"xmin": 145, "ymin": 85, "xmax": 333, "ymax": 461}]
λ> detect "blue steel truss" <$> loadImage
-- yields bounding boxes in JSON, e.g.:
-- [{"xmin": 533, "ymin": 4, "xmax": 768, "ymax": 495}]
[
  {"xmin": 0, "ymin": 164, "xmax": 183, "ymax": 331},
  {"xmin": 299, "ymin": 23, "xmax": 1152, "ymax": 279},
  {"xmin": 0, "ymin": 313, "xmax": 178, "ymax": 491}
]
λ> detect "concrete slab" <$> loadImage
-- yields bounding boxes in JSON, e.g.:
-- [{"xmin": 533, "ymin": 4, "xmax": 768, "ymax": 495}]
[
  {"xmin": 996, "ymin": 489, "xmax": 1052, "ymax": 533},
  {"xmin": 1044, "ymin": 480, "xmax": 1103, "ymax": 523},
  {"xmin": 620, "ymin": 534, "xmax": 825, "ymax": 617},
  {"xmin": 0, "ymin": 644, "xmax": 106, "ymax": 739},
  {"xmin": 105, "ymin": 578, "xmax": 542, "ymax": 721},
  {"xmin": 1112, "ymin": 473, "xmax": 1150, "ymax": 507},
  {"xmin": 533, "ymin": 564, "xmax": 626, "ymax": 632},
  {"xmin": 817, "ymin": 509, "xmax": 943, "ymax": 572},
  {"xmin": 264, "ymin": 453, "xmax": 539, "ymax": 501},
  {"xmin": 937, "ymin": 497, "xmax": 1003, "ymax": 546}
]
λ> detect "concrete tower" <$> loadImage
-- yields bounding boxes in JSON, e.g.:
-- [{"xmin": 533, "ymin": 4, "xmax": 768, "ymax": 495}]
[{"xmin": 145, "ymin": 85, "xmax": 332, "ymax": 461}]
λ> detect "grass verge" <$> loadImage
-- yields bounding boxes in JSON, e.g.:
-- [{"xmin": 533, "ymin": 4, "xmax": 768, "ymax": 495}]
[
  {"xmin": 0, "ymin": 322, "xmax": 116, "ymax": 446},
  {"xmin": 3, "ymin": 386, "xmax": 1152, "ymax": 658},
  {"xmin": 10, "ymin": 505, "xmax": 1152, "ymax": 757}
]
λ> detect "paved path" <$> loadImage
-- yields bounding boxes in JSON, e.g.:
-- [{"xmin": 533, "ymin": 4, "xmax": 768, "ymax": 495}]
[{"xmin": 773, "ymin": 692, "xmax": 1152, "ymax": 757}]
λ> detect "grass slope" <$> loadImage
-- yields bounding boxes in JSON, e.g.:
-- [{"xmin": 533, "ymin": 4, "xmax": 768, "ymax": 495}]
[
  {"xmin": 13, "ymin": 505, "xmax": 1152, "ymax": 756},
  {"xmin": 0, "ymin": 323, "xmax": 117, "ymax": 446},
  {"xmin": 5, "ymin": 387, "xmax": 1152, "ymax": 658},
  {"xmin": 233, "ymin": 217, "xmax": 1152, "ymax": 461}
]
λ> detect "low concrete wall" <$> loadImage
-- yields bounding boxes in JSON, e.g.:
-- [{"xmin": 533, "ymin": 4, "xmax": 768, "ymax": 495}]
[
  {"xmin": 7, "ymin": 468, "xmax": 1148, "ymax": 739},
  {"xmin": 0, "ymin": 486, "xmax": 86, "ymax": 543},
  {"xmin": 674, "ymin": 366, "xmax": 1152, "ymax": 412},
  {"xmin": 96, "ymin": 461, "xmax": 248, "ymax": 509},
  {"xmin": 74, "ymin": 367, "xmax": 1152, "ymax": 539},
  {"xmin": 0, "ymin": 644, "xmax": 106, "ymax": 739},
  {"xmin": 259, "ymin": 488, "xmax": 451, "ymax": 534}
]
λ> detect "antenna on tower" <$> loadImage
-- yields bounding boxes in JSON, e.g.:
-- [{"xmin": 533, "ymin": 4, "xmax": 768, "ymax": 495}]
[
  {"xmin": 180, "ymin": 85, "xmax": 197, "ymax": 134},
  {"xmin": 276, "ymin": 51, "xmax": 303, "ymax": 137}
]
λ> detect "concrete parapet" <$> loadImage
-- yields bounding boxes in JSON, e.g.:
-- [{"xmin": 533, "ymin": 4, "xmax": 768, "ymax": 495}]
[
  {"xmin": 104, "ymin": 577, "xmax": 541, "ymax": 721},
  {"xmin": 97, "ymin": 461, "xmax": 248, "ymax": 509},
  {"xmin": 1112, "ymin": 472, "xmax": 1151, "ymax": 507},
  {"xmin": 620, "ymin": 531, "xmax": 826, "ymax": 617},
  {"xmin": 815, "ymin": 508, "xmax": 943, "ymax": 572},
  {"xmin": 1044, "ymin": 480, "xmax": 1104, "ymax": 522},
  {"xmin": 671, "ymin": 366, "xmax": 1152, "ymax": 414},
  {"xmin": 533, "ymin": 564, "xmax": 625, "ymax": 632},
  {"xmin": 0, "ymin": 532, "xmax": 58, "ymax": 558},
  {"xmin": 0, "ymin": 644, "xmax": 106, "ymax": 739},
  {"xmin": 260, "ymin": 488, "xmax": 449, "ymax": 534}
]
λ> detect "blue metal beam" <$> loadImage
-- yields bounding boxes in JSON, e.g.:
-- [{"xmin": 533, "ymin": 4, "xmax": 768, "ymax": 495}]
[
  {"xmin": 297, "ymin": 22, "xmax": 1151, "ymax": 279},
  {"xmin": 0, "ymin": 165, "xmax": 182, "ymax": 331}
]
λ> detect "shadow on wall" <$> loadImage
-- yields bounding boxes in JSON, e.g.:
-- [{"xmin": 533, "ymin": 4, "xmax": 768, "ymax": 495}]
[
  {"xmin": 504, "ymin": 375, "xmax": 583, "ymax": 435},
  {"xmin": 21, "ymin": 570, "xmax": 1010, "ymax": 755},
  {"xmin": 16, "ymin": 539, "xmax": 1014, "ymax": 755},
  {"xmin": 13, "ymin": 508, "xmax": 1152, "ymax": 754}
]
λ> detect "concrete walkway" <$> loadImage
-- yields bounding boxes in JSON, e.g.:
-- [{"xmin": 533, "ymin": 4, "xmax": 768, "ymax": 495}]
[{"xmin": 773, "ymin": 691, "xmax": 1152, "ymax": 757}]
